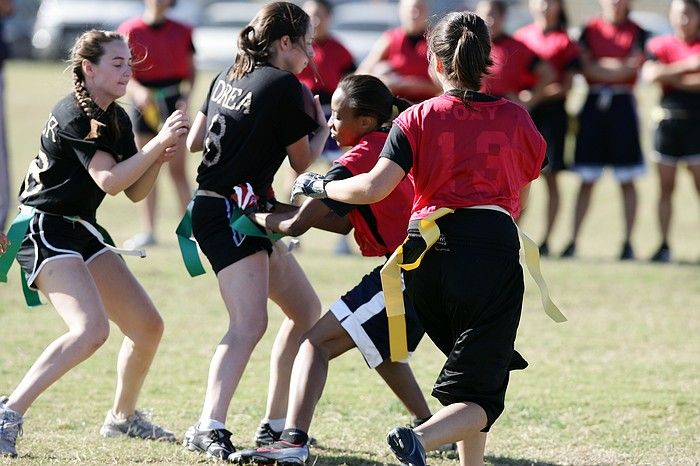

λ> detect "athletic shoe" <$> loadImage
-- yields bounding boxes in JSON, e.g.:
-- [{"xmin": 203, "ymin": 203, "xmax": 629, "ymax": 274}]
[
  {"xmin": 253, "ymin": 423, "xmax": 316, "ymax": 447},
  {"xmin": 123, "ymin": 232, "xmax": 156, "ymax": 250},
  {"xmin": 538, "ymin": 241, "xmax": 550, "ymax": 257},
  {"xmin": 253, "ymin": 421, "xmax": 281, "ymax": 447},
  {"xmin": 386, "ymin": 426, "xmax": 426, "ymax": 466},
  {"xmin": 183, "ymin": 425, "xmax": 235, "ymax": 460},
  {"xmin": 560, "ymin": 241, "xmax": 576, "ymax": 258},
  {"xmin": 651, "ymin": 244, "xmax": 671, "ymax": 263},
  {"xmin": 0, "ymin": 397, "xmax": 23, "ymax": 458},
  {"xmin": 619, "ymin": 242, "xmax": 635, "ymax": 261},
  {"xmin": 100, "ymin": 409, "xmax": 176, "ymax": 442},
  {"xmin": 410, "ymin": 417, "xmax": 455, "ymax": 452},
  {"xmin": 230, "ymin": 440, "xmax": 309, "ymax": 465}
]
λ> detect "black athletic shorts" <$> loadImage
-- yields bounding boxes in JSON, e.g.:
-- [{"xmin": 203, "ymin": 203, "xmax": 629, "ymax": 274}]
[
  {"xmin": 531, "ymin": 99, "xmax": 569, "ymax": 172},
  {"xmin": 16, "ymin": 212, "xmax": 110, "ymax": 289},
  {"xmin": 329, "ymin": 265, "xmax": 424, "ymax": 368},
  {"xmin": 191, "ymin": 195, "xmax": 273, "ymax": 275},
  {"xmin": 575, "ymin": 92, "xmax": 644, "ymax": 168},
  {"xmin": 654, "ymin": 113, "xmax": 700, "ymax": 165},
  {"xmin": 402, "ymin": 209, "xmax": 528, "ymax": 431}
]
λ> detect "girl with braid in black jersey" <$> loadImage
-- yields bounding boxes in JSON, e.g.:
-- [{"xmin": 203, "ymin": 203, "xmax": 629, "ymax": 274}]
[{"xmin": 0, "ymin": 29, "xmax": 189, "ymax": 458}]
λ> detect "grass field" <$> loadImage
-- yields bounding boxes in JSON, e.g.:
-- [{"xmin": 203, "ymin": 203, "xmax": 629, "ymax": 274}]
[{"xmin": 0, "ymin": 61, "xmax": 699, "ymax": 465}]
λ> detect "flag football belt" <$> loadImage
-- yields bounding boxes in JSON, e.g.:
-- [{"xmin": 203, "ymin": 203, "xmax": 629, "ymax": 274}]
[
  {"xmin": 0, "ymin": 205, "xmax": 145, "ymax": 307},
  {"xmin": 176, "ymin": 189, "xmax": 285, "ymax": 277},
  {"xmin": 380, "ymin": 206, "xmax": 567, "ymax": 362}
]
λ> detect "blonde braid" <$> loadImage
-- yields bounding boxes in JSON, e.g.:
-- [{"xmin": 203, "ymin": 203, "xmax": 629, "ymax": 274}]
[
  {"xmin": 69, "ymin": 29, "xmax": 124, "ymax": 140},
  {"xmin": 72, "ymin": 72, "xmax": 105, "ymax": 139}
]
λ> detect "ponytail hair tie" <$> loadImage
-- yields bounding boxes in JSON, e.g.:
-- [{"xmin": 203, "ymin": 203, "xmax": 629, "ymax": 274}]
[{"xmin": 86, "ymin": 118, "xmax": 106, "ymax": 140}]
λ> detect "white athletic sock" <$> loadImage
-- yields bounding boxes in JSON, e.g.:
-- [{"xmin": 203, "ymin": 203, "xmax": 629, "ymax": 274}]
[
  {"xmin": 264, "ymin": 417, "xmax": 285, "ymax": 432},
  {"xmin": 199, "ymin": 418, "xmax": 226, "ymax": 431}
]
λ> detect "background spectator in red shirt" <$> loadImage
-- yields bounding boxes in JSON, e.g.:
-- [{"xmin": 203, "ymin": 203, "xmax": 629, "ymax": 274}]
[
  {"xmin": 475, "ymin": 0, "xmax": 555, "ymax": 108},
  {"xmin": 357, "ymin": 0, "xmax": 441, "ymax": 103},
  {"xmin": 515, "ymin": 0, "xmax": 579, "ymax": 256},
  {"xmin": 562, "ymin": 0, "xmax": 647, "ymax": 260},
  {"xmin": 119, "ymin": 0, "xmax": 196, "ymax": 249},
  {"xmin": 641, "ymin": 0, "xmax": 700, "ymax": 262}
]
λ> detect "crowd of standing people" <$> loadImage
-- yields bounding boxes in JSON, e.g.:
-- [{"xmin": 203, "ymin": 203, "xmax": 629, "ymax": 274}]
[{"xmin": 0, "ymin": 0, "xmax": 699, "ymax": 465}]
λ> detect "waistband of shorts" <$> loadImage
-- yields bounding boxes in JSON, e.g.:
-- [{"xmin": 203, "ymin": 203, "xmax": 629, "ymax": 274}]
[
  {"xmin": 195, "ymin": 189, "xmax": 227, "ymax": 199},
  {"xmin": 588, "ymin": 84, "xmax": 634, "ymax": 95}
]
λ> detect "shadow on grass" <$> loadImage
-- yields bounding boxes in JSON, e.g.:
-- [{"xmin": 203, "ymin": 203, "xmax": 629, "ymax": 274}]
[
  {"xmin": 486, "ymin": 455, "xmax": 564, "ymax": 466},
  {"xmin": 305, "ymin": 447, "xmax": 561, "ymax": 466}
]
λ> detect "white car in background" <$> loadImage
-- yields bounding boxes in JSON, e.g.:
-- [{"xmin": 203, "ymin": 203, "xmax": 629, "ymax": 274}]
[
  {"xmin": 331, "ymin": 1, "xmax": 400, "ymax": 64},
  {"xmin": 192, "ymin": 1, "xmax": 260, "ymax": 71},
  {"xmin": 31, "ymin": 0, "xmax": 199, "ymax": 59}
]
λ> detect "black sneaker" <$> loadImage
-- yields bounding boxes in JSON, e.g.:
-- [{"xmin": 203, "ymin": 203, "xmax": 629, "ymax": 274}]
[
  {"xmin": 253, "ymin": 422, "xmax": 281, "ymax": 447},
  {"xmin": 619, "ymin": 241, "xmax": 635, "ymax": 261},
  {"xmin": 183, "ymin": 425, "xmax": 235, "ymax": 460},
  {"xmin": 651, "ymin": 244, "xmax": 671, "ymax": 263},
  {"xmin": 253, "ymin": 422, "xmax": 317, "ymax": 447},
  {"xmin": 560, "ymin": 241, "xmax": 576, "ymax": 258},
  {"xmin": 230, "ymin": 440, "xmax": 309, "ymax": 465},
  {"xmin": 387, "ymin": 426, "xmax": 426, "ymax": 466}
]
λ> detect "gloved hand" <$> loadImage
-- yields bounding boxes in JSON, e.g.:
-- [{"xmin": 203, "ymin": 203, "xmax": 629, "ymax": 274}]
[{"xmin": 290, "ymin": 172, "xmax": 329, "ymax": 203}]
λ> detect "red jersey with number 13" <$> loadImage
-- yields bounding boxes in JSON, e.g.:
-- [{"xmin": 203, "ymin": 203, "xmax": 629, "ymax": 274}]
[{"xmin": 393, "ymin": 94, "xmax": 545, "ymax": 220}]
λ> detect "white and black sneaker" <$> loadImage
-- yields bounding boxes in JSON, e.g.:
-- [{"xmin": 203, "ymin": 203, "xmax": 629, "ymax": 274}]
[
  {"xmin": 230, "ymin": 440, "xmax": 309, "ymax": 465},
  {"xmin": 253, "ymin": 422, "xmax": 281, "ymax": 447},
  {"xmin": 183, "ymin": 424, "xmax": 236, "ymax": 460},
  {"xmin": 0, "ymin": 397, "xmax": 23, "ymax": 458}
]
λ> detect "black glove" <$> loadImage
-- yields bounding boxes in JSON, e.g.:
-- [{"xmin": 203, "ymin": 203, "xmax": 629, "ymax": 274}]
[{"xmin": 290, "ymin": 172, "xmax": 329, "ymax": 203}]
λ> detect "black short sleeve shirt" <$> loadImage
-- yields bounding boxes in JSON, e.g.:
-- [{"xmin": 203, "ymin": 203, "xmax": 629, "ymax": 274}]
[
  {"xmin": 18, "ymin": 94, "xmax": 138, "ymax": 221},
  {"xmin": 196, "ymin": 65, "xmax": 319, "ymax": 196}
]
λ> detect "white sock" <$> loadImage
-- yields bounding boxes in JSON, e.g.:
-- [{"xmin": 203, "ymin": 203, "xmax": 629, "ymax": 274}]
[
  {"xmin": 199, "ymin": 418, "xmax": 226, "ymax": 431},
  {"xmin": 264, "ymin": 417, "xmax": 285, "ymax": 432}
]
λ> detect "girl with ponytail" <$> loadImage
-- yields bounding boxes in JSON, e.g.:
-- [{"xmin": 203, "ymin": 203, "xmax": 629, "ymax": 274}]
[
  {"xmin": 231, "ymin": 74, "xmax": 445, "ymax": 464},
  {"xmin": 291, "ymin": 11, "xmax": 548, "ymax": 466},
  {"xmin": 182, "ymin": 1, "xmax": 329, "ymax": 459},
  {"xmin": 1, "ymin": 29, "xmax": 189, "ymax": 458}
]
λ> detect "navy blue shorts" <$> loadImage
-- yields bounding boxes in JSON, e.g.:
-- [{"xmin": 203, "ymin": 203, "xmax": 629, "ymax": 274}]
[
  {"xmin": 402, "ymin": 209, "xmax": 528, "ymax": 432},
  {"xmin": 575, "ymin": 93, "xmax": 644, "ymax": 168},
  {"xmin": 16, "ymin": 212, "xmax": 110, "ymax": 289},
  {"xmin": 329, "ymin": 264, "xmax": 424, "ymax": 368},
  {"xmin": 191, "ymin": 196, "xmax": 272, "ymax": 275}
]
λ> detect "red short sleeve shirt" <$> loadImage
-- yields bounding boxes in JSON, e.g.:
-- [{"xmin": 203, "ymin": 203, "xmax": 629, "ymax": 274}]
[{"xmin": 392, "ymin": 95, "xmax": 546, "ymax": 220}]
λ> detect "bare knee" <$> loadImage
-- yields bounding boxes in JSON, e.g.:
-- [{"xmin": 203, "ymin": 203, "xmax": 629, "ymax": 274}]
[
  {"xmin": 229, "ymin": 314, "xmax": 268, "ymax": 348},
  {"xmin": 74, "ymin": 318, "xmax": 110, "ymax": 355},
  {"xmin": 139, "ymin": 308, "xmax": 165, "ymax": 345},
  {"xmin": 300, "ymin": 333, "xmax": 331, "ymax": 361}
]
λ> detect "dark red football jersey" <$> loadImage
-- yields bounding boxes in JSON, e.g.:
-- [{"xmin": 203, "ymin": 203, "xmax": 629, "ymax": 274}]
[
  {"xmin": 393, "ymin": 94, "xmax": 545, "ymax": 220},
  {"xmin": 382, "ymin": 28, "xmax": 434, "ymax": 102},
  {"xmin": 647, "ymin": 33, "xmax": 700, "ymax": 93},
  {"xmin": 118, "ymin": 17, "xmax": 194, "ymax": 83},
  {"xmin": 515, "ymin": 23, "xmax": 579, "ymax": 82},
  {"xmin": 337, "ymin": 131, "xmax": 413, "ymax": 256},
  {"xmin": 480, "ymin": 35, "xmax": 538, "ymax": 97},
  {"xmin": 579, "ymin": 17, "xmax": 646, "ymax": 85},
  {"xmin": 297, "ymin": 35, "xmax": 355, "ymax": 97}
]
